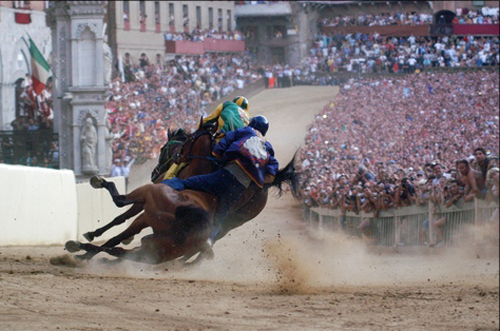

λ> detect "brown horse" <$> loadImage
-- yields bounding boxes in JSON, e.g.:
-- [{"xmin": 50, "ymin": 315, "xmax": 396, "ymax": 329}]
[{"xmin": 67, "ymin": 120, "xmax": 299, "ymax": 264}]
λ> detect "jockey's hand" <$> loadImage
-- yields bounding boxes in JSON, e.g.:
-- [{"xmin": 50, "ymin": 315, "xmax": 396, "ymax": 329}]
[{"xmin": 264, "ymin": 174, "xmax": 274, "ymax": 184}]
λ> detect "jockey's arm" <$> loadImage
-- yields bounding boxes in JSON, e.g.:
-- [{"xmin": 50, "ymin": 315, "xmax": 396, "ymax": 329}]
[
  {"xmin": 202, "ymin": 102, "xmax": 224, "ymax": 125},
  {"xmin": 212, "ymin": 129, "xmax": 239, "ymax": 159}
]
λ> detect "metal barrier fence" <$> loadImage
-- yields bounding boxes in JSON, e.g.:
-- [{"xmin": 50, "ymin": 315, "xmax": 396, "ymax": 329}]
[{"xmin": 307, "ymin": 199, "xmax": 498, "ymax": 247}]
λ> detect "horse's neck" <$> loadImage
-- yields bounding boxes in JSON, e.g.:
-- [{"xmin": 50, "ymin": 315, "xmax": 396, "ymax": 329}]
[
  {"xmin": 178, "ymin": 159, "xmax": 214, "ymax": 179},
  {"xmin": 174, "ymin": 135, "xmax": 213, "ymax": 178}
]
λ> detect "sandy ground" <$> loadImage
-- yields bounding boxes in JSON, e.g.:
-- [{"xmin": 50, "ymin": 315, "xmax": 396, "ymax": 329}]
[{"xmin": 1, "ymin": 86, "xmax": 499, "ymax": 331}]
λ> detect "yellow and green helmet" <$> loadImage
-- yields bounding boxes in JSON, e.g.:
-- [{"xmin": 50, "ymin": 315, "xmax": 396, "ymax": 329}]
[{"xmin": 233, "ymin": 96, "xmax": 249, "ymax": 112}]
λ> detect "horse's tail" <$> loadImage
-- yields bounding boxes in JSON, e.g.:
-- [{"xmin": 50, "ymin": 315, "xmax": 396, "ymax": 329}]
[
  {"xmin": 171, "ymin": 206, "xmax": 211, "ymax": 246},
  {"xmin": 264, "ymin": 150, "xmax": 301, "ymax": 198}
]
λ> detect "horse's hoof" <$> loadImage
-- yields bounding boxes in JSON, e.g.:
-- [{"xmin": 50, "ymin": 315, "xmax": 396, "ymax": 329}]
[
  {"xmin": 83, "ymin": 232, "xmax": 94, "ymax": 242},
  {"xmin": 65, "ymin": 240, "xmax": 82, "ymax": 253},
  {"xmin": 90, "ymin": 176, "xmax": 105, "ymax": 189},
  {"xmin": 200, "ymin": 240, "xmax": 214, "ymax": 260},
  {"xmin": 121, "ymin": 236, "xmax": 134, "ymax": 245}
]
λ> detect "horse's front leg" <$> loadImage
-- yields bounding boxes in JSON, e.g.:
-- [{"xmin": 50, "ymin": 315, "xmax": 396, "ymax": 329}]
[
  {"xmin": 74, "ymin": 214, "xmax": 150, "ymax": 260},
  {"xmin": 90, "ymin": 176, "xmax": 138, "ymax": 207},
  {"xmin": 83, "ymin": 202, "xmax": 144, "ymax": 242}
]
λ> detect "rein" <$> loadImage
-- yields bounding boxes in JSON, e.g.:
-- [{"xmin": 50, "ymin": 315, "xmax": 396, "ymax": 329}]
[
  {"xmin": 151, "ymin": 140, "xmax": 184, "ymax": 181},
  {"xmin": 179, "ymin": 130, "xmax": 219, "ymax": 165}
]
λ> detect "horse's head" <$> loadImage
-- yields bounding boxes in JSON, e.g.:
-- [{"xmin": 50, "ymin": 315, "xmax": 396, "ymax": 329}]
[
  {"xmin": 174, "ymin": 118, "xmax": 219, "ymax": 177},
  {"xmin": 151, "ymin": 128, "xmax": 188, "ymax": 182}
]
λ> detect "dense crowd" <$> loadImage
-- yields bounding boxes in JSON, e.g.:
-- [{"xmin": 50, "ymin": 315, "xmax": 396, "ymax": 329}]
[
  {"xmin": 297, "ymin": 71, "xmax": 499, "ymax": 222},
  {"xmin": 308, "ymin": 34, "xmax": 499, "ymax": 76},
  {"xmin": 453, "ymin": 7, "xmax": 499, "ymax": 24},
  {"xmin": 4, "ymin": 4, "xmax": 499, "ymax": 179},
  {"xmin": 106, "ymin": 52, "xmax": 261, "ymax": 166},
  {"xmin": 317, "ymin": 6, "xmax": 498, "ymax": 28},
  {"xmin": 164, "ymin": 28, "xmax": 244, "ymax": 42},
  {"xmin": 318, "ymin": 11, "xmax": 433, "ymax": 27},
  {"xmin": 0, "ymin": 75, "xmax": 57, "ymax": 168}
]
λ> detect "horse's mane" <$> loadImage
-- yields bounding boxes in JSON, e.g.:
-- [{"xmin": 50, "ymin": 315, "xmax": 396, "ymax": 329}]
[{"xmin": 168, "ymin": 128, "xmax": 189, "ymax": 142}]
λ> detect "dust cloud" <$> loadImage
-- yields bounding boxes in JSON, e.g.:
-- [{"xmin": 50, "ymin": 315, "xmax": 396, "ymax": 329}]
[{"xmin": 74, "ymin": 218, "xmax": 498, "ymax": 296}]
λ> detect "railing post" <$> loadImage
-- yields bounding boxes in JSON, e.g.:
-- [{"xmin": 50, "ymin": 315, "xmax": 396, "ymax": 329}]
[
  {"xmin": 474, "ymin": 197, "xmax": 479, "ymax": 226},
  {"xmin": 394, "ymin": 210, "xmax": 400, "ymax": 247},
  {"xmin": 428, "ymin": 201, "xmax": 434, "ymax": 245}
]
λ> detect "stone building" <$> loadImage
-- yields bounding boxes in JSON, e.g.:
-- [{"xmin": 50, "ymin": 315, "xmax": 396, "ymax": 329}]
[
  {"xmin": 0, "ymin": 1, "xmax": 51, "ymax": 130},
  {"xmin": 106, "ymin": 1, "xmax": 235, "ymax": 65}
]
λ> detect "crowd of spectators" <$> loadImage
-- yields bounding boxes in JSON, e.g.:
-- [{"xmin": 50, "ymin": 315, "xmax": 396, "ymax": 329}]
[
  {"xmin": 164, "ymin": 28, "xmax": 244, "ymax": 42},
  {"xmin": 308, "ymin": 33, "xmax": 499, "ymax": 76},
  {"xmin": 317, "ymin": 6, "xmax": 498, "ymax": 28},
  {"xmin": 106, "ymin": 52, "xmax": 261, "ymax": 166},
  {"xmin": 297, "ymin": 71, "xmax": 499, "ymax": 227},
  {"xmin": 453, "ymin": 7, "xmax": 499, "ymax": 24},
  {"xmin": 318, "ymin": 11, "xmax": 434, "ymax": 28},
  {"xmin": 0, "ymin": 75, "xmax": 58, "ymax": 168},
  {"xmin": 258, "ymin": 33, "xmax": 499, "ymax": 89}
]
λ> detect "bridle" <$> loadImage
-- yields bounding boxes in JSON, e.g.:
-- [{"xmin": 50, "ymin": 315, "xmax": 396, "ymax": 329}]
[
  {"xmin": 151, "ymin": 139, "xmax": 185, "ymax": 181},
  {"xmin": 176, "ymin": 129, "xmax": 220, "ymax": 164},
  {"xmin": 151, "ymin": 123, "xmax": 220, "ymax": 182}
]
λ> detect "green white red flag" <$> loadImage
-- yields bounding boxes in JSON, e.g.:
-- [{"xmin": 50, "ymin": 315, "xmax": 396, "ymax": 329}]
[{"xmin": 27, "ymin": 37, "xmax": 51, "ymax": 95}]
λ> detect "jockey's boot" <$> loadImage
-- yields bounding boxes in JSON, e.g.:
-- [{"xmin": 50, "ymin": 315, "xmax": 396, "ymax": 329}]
[{"xmin": 163, "ymin": 162, "xmax": 187, "ymax": 180}]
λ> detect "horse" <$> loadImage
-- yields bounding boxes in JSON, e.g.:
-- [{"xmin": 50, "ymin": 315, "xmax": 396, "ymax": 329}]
[
  {"xmin": 150, "ymin": 128, "xmax": 189, "ymax": 183},
  {"xmin": 67, "ymin": 119, "xmax": 299, "ymax": 264}
]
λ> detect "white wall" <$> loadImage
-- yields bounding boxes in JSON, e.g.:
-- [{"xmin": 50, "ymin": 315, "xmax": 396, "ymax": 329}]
[
  {"xmin": 0, "ymin": 164, "xmax": 138, "ymax": 246},
  {"xmin": 0, "ymin": 164, "xmax": 78, "ymax": 245}
]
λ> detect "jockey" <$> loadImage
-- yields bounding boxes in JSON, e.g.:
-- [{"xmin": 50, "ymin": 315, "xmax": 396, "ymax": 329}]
[
  {"xmin": 202, "ymin": 96, "xmax": 251, "ymax": 139},
  {"xmin": 163, "ymin": 115, "xmax": 278, "ymax": 253},
  {"xmin": 162, "ymin": 96, "xmax": 250, "ymax": 180}
]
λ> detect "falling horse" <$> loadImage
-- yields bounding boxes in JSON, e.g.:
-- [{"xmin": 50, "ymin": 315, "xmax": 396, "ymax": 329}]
[{"xmin": 67, "ymin": 119, "xmax": 299, "ymax": 264}]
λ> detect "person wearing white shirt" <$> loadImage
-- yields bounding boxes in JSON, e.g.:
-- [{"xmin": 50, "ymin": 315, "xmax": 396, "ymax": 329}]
[{"xmin": 110, "ymin": 159, "xmax": 124, "ymax": 177}]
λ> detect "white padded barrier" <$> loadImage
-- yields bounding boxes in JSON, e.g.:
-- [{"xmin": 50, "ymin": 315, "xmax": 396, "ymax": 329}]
[{"xmin": 0, "ymin": 164, "xmax": 78, "ymax": 246}]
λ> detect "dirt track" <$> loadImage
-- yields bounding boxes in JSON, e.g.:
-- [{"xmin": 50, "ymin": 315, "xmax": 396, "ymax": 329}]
[{"xmin": 1, "ymin": 86, "xmax": 499, "ymax": 331}]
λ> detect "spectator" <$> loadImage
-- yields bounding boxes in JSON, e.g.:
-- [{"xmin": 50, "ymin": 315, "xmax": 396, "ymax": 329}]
[{"xmin": 471, "ymin": 147, "xmax": 494, "ymax": 198}]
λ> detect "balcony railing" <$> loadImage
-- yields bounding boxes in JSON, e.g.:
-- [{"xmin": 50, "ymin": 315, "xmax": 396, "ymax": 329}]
[
  {"xmin": 0, "ymin": 130, "xmax": 59, "ymax": 169},
  {"xmin": 322, "ymin": 23, "xmax": 499, "ymax": 37},
  {"xmin": 165, "ymin": 38, "xmax": 245, "ymax": 55}
]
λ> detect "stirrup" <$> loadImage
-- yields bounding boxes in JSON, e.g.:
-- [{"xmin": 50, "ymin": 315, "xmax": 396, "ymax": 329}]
[{"xmin": 90, "ymin": 176, "xmax": 105, "ymax": 189}]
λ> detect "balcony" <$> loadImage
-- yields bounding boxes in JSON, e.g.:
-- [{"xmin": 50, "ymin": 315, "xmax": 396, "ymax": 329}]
[
  {"xmin": 322, "ymin": 23, "xmax": 500, "ymax": 37},
  {"xmin": 235, "ymin": 3, "xmax": 292, "ymax": 17},
  {"xmin": 165, "ymin": 38, "xmax": 245, "ymax": 55}
]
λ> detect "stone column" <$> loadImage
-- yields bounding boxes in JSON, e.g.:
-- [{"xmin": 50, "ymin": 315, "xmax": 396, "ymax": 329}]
[{"xmin": 46, "ymin": 1, "xmax": 111, "ymax": 179}]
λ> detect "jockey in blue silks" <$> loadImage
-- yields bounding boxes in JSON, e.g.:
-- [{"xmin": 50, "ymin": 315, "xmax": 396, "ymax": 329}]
[{"xmin": 163, "ymin": 115, "xmax": 279, "ymax": 251}]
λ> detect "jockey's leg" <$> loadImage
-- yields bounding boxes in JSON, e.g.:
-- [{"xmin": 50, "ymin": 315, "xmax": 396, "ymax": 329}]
[
  {"xmin": 164, "ymin": 169, "xmax": 246, "ymax": 260},
  {"xmin": 163, "ymin": 162, "xmax": 188, "ymax": 180}
]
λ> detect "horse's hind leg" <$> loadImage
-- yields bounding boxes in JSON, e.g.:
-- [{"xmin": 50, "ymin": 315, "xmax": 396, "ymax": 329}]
[{"xmin": 83, "ymin": 202, "xmax": 144, "ymax": 242}]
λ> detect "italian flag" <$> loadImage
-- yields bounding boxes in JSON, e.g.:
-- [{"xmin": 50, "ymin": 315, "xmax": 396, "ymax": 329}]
[{"xmin": 28, "ymin": 37, "xmax": 51, "ymax": 95}]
